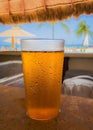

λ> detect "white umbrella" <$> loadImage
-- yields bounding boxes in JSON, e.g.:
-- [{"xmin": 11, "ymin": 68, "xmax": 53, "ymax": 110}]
[
  {"xmin": 0, "ymin": 26, "xmax": 35, "ymax": 49},
  {"xmin": 4, "ymin": 37, "xmax": 21, "ymax": 44},
  {"xmin": 4, "ymin": 37, "xmax": 21, "ymax": 50}
]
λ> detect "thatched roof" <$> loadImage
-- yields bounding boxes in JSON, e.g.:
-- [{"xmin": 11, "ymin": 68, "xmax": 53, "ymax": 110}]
[{"xmin": 0, "ymin": 0, "xmax": 93, "ymax": 24}]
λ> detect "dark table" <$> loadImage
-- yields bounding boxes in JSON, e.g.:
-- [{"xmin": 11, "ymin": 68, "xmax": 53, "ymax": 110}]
[{"xmin": 0, "ymin": 85, "xmax": 93, "ymax": 130}]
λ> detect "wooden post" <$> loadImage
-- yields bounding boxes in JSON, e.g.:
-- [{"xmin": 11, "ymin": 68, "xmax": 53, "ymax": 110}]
[
  {"xmin": 22, "ymin": 0, "xmax": 25, "ymax": 15},
  {"xmin": 71, "ymin": 0, "xmax": 74, "ymax": 7},
  {"xmin": 43, "ymin": 0, "xmax": 47, "ymax": 11},
  {"xmin": 11, "ymin": 36, "xmax": 15, "ymax": 49},
  {"xmin": 7, "ymin": 0, "xmax": 10, "ymax": 15}
]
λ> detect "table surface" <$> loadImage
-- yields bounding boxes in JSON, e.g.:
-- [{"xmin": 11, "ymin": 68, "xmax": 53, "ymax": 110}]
[
  {"xmin": 0, "ymin": 85, "xmax": 93, "ymax": 130},
  {"xmin": 1, "ymin": 51, "xmax": 93, "ymax": 58}
]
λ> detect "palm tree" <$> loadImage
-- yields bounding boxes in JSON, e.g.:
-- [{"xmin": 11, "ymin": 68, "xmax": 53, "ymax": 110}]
[
  {"xmin": 38, "ymin": 21, "xmax": 70, "ymax": 39},
  {"xmin": 76, "ymin": 21, "xmax": 93, "ymax": 47}
]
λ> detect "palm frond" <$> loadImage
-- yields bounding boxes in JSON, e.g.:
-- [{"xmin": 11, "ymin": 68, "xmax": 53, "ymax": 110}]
[
  {"xmin": 76, "ymin": 28, "xmax": 84, "ymax": 36},
  {"xmin": 78, "ymin": 21, "xmax": 87, "ymax": 28},
  {"xmin": 61, "ymin": 23, "xmax": 70, "ymax": 33},
  {"xmin": 49, "ymin": 21, "xmax": 55, "ymax": 26},
  {"xmin": 76, "ymin": 21, "xmax": 90, "ymax": 36},
  {"xmin": 37, "ymin": 22, "xmax": 44, "ymax": 29}
]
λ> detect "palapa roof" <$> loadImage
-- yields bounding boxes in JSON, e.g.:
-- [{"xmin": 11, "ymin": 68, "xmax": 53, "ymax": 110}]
[{"xmin": 0, "ymin": 0, "xmax": 93, "ymax": 24}]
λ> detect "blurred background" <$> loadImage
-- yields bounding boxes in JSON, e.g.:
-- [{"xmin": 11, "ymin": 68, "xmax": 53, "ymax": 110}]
[{"xmin": 0, "ymin": 14, "xmax": 93, "ymax": 53}]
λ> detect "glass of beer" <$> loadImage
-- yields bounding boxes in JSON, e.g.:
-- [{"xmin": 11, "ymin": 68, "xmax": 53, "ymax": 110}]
[{"xmin": 21, "ymin": 39, "xmax": 64, "ymax": 120}]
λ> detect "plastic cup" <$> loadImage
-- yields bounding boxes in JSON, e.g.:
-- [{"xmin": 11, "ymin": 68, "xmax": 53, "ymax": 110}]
[{"xmin": 21, "ymin": 39, "xmax": 64, "ymax": 120}]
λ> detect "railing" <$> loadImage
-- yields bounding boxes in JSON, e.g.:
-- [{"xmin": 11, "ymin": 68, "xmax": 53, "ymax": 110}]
[{"xmin": 0, "ymin": 51, "xmax": 93, "ymax": 57}]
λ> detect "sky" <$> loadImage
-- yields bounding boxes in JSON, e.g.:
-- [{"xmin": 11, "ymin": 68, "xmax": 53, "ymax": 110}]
[{"xmin": 0, "ymin": 14, "xmax": 93, "ymax": 49}]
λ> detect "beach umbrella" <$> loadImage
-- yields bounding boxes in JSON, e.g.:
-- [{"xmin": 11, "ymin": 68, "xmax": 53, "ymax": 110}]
[
  {"xmin": 4, "ymin": 37, "xmax": 20, "ymax": 44},
  {"xmin": 0, "ymin": 0, "xmax": 93, "ymax": 24},
  {"xmin": 4, "ymin": 37, "xmax": 21, "ymax": 49},
  {"xmin": 0, "ymin": 26, "xmax": 34, "ymax": 49}
]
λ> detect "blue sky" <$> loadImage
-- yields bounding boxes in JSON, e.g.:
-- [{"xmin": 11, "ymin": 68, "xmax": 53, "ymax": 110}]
[{"xmin": 0, "ymin": 14, "xmax": 93, "ymax": 49}]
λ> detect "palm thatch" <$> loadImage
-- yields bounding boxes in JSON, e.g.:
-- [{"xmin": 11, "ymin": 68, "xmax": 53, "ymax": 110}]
[{"xmin": 0, "ymin": 0, "xmax": 93, "ymax": 24}]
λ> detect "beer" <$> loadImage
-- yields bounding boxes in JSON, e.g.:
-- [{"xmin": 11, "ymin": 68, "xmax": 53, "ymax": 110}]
[
  {"xmin": 22, "ymin": 51, "xmax": 64, "ymax": 120},
  {"xmin": 21, "ymin": 39, "xmax": 64, "ymax": 120}
]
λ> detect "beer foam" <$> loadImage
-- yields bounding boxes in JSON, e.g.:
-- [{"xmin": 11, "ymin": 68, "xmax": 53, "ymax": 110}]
[{"xmin": 21, "ymin": 39, "xmax": 64, "ymax": 51}]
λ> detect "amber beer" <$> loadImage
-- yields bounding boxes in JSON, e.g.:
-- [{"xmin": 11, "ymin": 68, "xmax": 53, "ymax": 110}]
[{"xmin": 21, "ymin": 39, "xmax": 64, "ymax": 120}]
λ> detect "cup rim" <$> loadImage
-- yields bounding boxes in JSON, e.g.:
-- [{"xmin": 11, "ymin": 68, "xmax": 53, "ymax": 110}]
[
  {"xmin": 21, "ymin": 38, "xmax": 64, "ymax": 52},
  {"xmin": 21, "ymin": 38, "xmax": 65, "ymax": 42}
]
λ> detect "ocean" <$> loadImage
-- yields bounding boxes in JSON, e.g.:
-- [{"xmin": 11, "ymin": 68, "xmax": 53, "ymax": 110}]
[
  {"xmin": 0, "ymin": 43, "xmax": 92, "ymax": 51},
  {"xmin": 0, "ymin": 43, "xmax": 21, "ymax": 51}
]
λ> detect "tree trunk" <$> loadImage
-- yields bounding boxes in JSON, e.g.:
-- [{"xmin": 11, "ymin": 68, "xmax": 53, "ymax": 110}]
[{"xmin": 83, "ymin": 33, "xmax": 89, "ymax": 47}]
